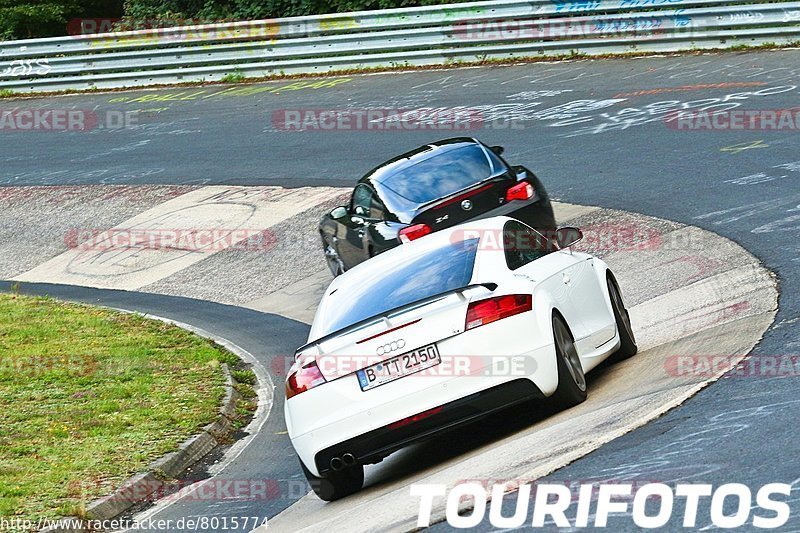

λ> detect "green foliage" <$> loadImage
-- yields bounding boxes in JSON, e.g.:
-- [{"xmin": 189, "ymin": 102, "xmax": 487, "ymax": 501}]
[
  {"xmin": 0, "ymin": 0, "xmax": 123, "ymax": 40},
  {"xmin": 230, "ymin": 368, "xmax": 257, "ymax": 385},
  {"xmin": 121, "ymin": 0, "xmax": 474, "ymax": 21},
  {"xmin": 0, "ymin": 0, "xmax": 72, "ymax": 40},
  {"xmin": 0, "ymin": 0, "xmax": 473, "ymax": 40},
  {"xmin": 220, "ymin": 70, "xmax": 246, "ymax": 83}
]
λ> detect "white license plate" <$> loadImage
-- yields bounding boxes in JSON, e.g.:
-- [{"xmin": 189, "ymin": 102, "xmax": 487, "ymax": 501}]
[{"xmin": 356, "ymin": 344, "xmax": 441, "ymax": 391}]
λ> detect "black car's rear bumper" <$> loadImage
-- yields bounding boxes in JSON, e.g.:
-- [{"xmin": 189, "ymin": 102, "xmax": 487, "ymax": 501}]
[
  {"xmin": 314, "ymin": 378, "xmax": 545, "ymax": 475},
  {"xmin": 474, "ymin": 193, "xmax": 556, "ymax": 232}
]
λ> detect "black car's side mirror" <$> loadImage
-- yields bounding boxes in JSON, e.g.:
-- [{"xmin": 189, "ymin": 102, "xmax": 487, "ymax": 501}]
[
  {"xmin": 556, "ymin": 226, "xmax": 583, "ymax": 249},
  {"xmin": 330, "ymin": 206, "xmax": 348, "ymax": 220},
  {"xmin": 490, "ymin": 145, "xmax": 504, "ymax": 155}
]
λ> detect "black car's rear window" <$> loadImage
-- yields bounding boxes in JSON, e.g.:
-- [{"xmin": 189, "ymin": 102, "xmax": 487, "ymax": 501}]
[
  {"xmin": 318, "ymin": 239, "xmax": 479, "ymax": 336},
  {"xmin": 380, "ymin": 145, "xmax": 492, "ymax": 204}
]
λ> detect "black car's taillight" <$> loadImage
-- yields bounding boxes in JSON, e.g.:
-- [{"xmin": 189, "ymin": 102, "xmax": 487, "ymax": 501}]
[
  {"xmin": 399, "ymin": 223, "xmax": 432, "ymax": 243},
  {"xmin": 506, "ymin": 181, "xmax": 535, "ymax": 201}
]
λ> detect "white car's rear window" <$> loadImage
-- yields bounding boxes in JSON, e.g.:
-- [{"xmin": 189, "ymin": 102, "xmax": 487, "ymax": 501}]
[{"xmin": 317, "ymin": 238, "xmax": 479, "ymax": 336}]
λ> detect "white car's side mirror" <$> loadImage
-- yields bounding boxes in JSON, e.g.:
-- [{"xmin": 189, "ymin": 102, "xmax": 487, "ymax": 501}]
[{"xmin": 556, "ymin": 226, "xmax": 583, "ymax": 249}]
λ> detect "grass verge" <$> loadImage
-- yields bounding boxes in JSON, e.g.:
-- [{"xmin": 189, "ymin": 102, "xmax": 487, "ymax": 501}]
[{"xmin": 0, "ymin": 293, "xmax": 247, "ymax": 522}]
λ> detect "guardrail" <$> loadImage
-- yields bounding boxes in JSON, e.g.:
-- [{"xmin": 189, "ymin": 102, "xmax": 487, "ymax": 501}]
[{"xmin": 1, "ymin": 0, "xmax": 799, "ymax": 93}]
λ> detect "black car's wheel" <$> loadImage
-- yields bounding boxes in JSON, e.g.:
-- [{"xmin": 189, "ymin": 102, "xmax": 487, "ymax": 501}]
[
  {"xmin": 607, "ymin": 274, "xmax": 638, "ymax": 362},
  {"xmin": 321, "ymin": 234, "xmax": 345, "ymax": 277},
  {"xmin": 550, "ymin": 315, "xmax": 587, "ymax": 409},
  {"xmin": 300, "ymin": 459, "xmax": 364, "ymax": 501}
]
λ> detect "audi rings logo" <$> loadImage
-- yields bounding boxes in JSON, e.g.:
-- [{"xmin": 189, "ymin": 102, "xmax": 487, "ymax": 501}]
[{"xmin": 376, "ymin": 339, "xmax": 406, "ymax": 356}]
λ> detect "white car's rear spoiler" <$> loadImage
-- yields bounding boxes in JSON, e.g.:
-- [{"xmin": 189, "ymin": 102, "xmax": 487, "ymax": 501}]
[{"xmin": 295, "ymin": 283, "xmax": 497, "ymax": 359}]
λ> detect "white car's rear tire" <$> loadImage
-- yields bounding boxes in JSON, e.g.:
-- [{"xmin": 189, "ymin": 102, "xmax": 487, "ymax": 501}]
[
  {"xmin": 550, "ymin": 315, "xmax": 588, "ymax": 409},
  {"xmin": 607, "ymin": 274, "xmax": 638, "ymax": 362},
  {"xmin": 300, "ymin": 458, "xmax": 364, "ymax": 501}
]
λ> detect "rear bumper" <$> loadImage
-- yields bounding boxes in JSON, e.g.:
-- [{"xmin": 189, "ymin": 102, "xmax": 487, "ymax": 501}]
[
  {"xmin": 474, "ymin": 195, "xmax": 556, "ymax": 232},
  {"xmin": 287, "ymin": 314, "xmax": 560, "ymax": 477},
  {"xmin": 313, "ymin": 378, "xmax": 544, "ymax": 475}
]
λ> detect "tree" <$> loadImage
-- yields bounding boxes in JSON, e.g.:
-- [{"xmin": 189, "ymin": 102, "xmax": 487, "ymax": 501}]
[{"xmin": 0, "ymin": 0, "xmax": 123, "ymax": 40}]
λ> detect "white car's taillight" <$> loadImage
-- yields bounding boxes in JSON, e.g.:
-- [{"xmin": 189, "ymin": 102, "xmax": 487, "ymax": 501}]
[
  {"xmin": 465, "ymin": 294, "xmax": 532, "ymax": 331},
  {"xmin": 285, "ymin": 358, "xmax": 326, "ymax": 399}
]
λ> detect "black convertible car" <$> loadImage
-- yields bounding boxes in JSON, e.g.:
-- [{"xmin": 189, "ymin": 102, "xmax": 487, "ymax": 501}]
[{"xmin": 319, "ymin": 137, "xmax": 556, "ymax": 276}]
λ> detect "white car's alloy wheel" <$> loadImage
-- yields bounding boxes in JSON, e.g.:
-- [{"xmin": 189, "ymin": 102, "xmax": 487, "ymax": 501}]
[{"xmin": 551, "ymin": 316, "xmax": 588, "ymax": 408}]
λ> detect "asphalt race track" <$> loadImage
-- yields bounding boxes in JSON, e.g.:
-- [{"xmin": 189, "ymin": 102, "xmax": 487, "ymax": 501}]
[
  {"xmin": 1, "ymin": 198, "xmax": 776, "ymax": 532},
  {"xmin": 2, "ymin": 48, "xmax": 800, "ymax": 531}
]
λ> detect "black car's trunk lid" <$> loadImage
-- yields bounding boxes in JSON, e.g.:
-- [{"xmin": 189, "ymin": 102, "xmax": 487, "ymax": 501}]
[{"xmin": 411, "ymin": 175, "xmax": 514, "ymax": 229}]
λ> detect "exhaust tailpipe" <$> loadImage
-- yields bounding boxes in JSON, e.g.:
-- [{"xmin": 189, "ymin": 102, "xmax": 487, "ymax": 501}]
[
  {"xmin": 330, "ymin": 453, "xmax": 357, "ymax": 471},
  {"xmin": 330, "ymin": 457, "xmax": 345, "ymax": 471}
]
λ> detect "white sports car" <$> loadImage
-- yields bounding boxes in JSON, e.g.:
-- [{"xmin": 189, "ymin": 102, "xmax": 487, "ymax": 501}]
[{"xmin": 284, "ymin": 215, "xmax": 637, "ymax": 500}]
